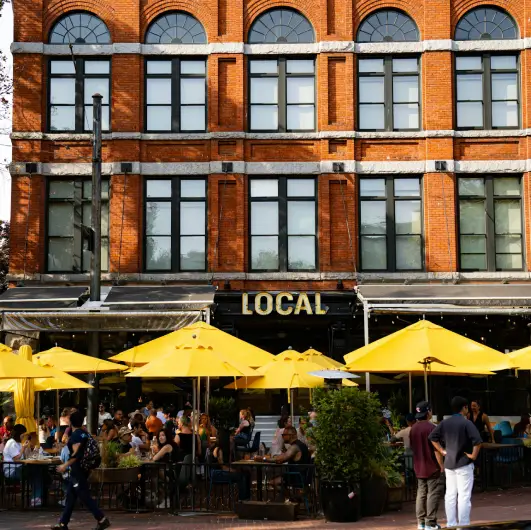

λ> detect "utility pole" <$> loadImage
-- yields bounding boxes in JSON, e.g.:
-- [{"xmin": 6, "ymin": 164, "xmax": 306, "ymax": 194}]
[{"xmin": 87, "ymin": 94, "xmax": 103, "ymax": 435}]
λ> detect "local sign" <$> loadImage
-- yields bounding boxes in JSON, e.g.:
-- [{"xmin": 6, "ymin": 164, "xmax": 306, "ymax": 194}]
[{"xmin": 241, "ymin": 292, "xmax": 329, "ymax": 316}]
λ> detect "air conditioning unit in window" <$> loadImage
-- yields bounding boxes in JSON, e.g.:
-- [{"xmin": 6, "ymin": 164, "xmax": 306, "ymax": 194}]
[
  {"xmin": 333, "ymin": 162, "xmax": 345, "ymax": 173},
  {"xmin": 222, "ymin": 162, "xmax": 233, "ymax": 173}
]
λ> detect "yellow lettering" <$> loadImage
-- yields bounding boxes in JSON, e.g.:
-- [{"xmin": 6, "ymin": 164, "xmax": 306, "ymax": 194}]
[
  {"xmin": 242, "ymin": 293, "xmax": 253, "ymax": 315},
  {"xmin": 255, "ymin": 292, "xmax": 273, "ymax": 316},
  {"xmin": 315, "ymin": 293, "xmax": 328, "ymax": 315},
  {"xmin": 294, "ymin": 293, "xmax": 313, "ymax": 315},
  {"xmin": 276, "ymin": 292, "xmax": 293, "ymax": 316}
]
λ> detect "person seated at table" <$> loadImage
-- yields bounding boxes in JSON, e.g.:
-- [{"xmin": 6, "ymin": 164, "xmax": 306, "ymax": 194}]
[
  {"xmin": 271, "ymin": 415, "xmax": 292, "ymax": 456},
  {"xmin": 100, "ymin": 419, "xmax": 119, "ymax": 443},
  {"xmin": 55, "ymin": 409, "xmax": 71, "ymax": 443},
  {"xmin": 27, "ymin": 431, "xmax": 45, "ymax": 456},
  {"xmin": 0, "ymin": 415, "xmax": 14, "ymax": 445},
  {"xmin": 128, "ymin": 412, "xmax": 147, "ymax": 432},
  {"xmin": 146, "ymin": 409, "xmax": 164, "ymax": 437},
  {"xmin": 468, "ymin": 399, "xmax": 494, "ymax": 443},
  {"xmin": 117, "ymin": 427, "xmax": 135, "ymax": 457},
  {"xmin": 513, "ymin": 413, "xmax": 531, "ymax": 438},
  {"xmin": 38, "ymin": 418, "xmax": 50, "ymax": 449},
  {"xmin": 233, "ymin": 410, "xmax": 252, "ymax": 448},
  {"xmin": 4, "ymin": 424, "xmax": 43, "ymax": 506},
  {"xmin": 113, "ymin": 409, "xmax": 125, "ymax": 429},
  {"xmin": 209, "ymin": 435, "xmax": 250, "ymax": 501},
  {"xmin": 177, "ymin": 402, "xmax": 192, "ymax": 419},
  {"xmin": 131, "ymin": 421, "xmax": 150, "ymax": 453},
  {"xmin": 152, "ymin": 428, "xmax": 180, "ymax": 463},
  {"xmin": 98, "ymin": 403, "xmax": 112, "ymax": 429},
  {"xmin": 175, "ymin": 416, "xmax": 201, "ymax": 460}
]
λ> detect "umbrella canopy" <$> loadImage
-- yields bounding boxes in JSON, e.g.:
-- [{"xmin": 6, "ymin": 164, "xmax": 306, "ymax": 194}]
[
  {"xmin": 507, "ymin": 346, "xmax": 531, "ymax": 370},
  {"xmin": 125, "ymin": 335, "xmax": 257, "ymax": 379},
  {"xmin": 0, "ymin": 349, "xmax": 55, "ymax": 380},
  {"xmin": 0, "ymin": 343, "xmax": 12, "ymax": 353},
  {"xmin": 275, "ymin": 349, "xmax": 304, "ymax": 361},
  {"xmin": 34, "ymin": 347, "xmax": 127, "ymax": 374},
  {"xmin": 14, "ymin": 345, "xmax": 36, "ymax": 432},
  {"xmin": 301, "ymin": 348, "xmax": 345, "ymax": 369},
  {"xmin": 344, "ymin": 320, "xmax": 506, "ymax": 374},
  {"xmin": 225, "ymin": 357, "xmax": 325, "ymax": 390},
  {"xmin": 0, "ymin": 364, "xmax": 93, "ymax": 392},
  {"xmin": 111, "ymin": 322, "xmax": 275, "ymax": 368}
]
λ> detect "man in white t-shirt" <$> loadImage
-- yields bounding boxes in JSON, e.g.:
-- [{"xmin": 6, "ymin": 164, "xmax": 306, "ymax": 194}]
[
  {"xmin": 98, "ymin": 404, "xmax": 112, "ymax": 428},
  {"xmin": 130, "ymin": 422, "xmax": 150, "ymax": 452}
]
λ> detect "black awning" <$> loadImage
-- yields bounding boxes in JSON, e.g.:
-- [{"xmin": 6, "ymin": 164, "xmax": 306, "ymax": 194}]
[
  {"xmin": 101, "ymin": 285, "xmax": 215, "ymax": 311},
  {"xmin": 0, "ymin": 286, "xmax": 88, "ymax": 310},
  {"xmin": 357, "ymin": 284, "xmax": 531, "ymax": 311}
]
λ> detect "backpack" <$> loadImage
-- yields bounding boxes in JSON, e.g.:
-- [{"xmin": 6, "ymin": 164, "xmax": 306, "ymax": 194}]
[{"xmin": 80, "ymin": 434, "xmax": 101, "ymax": 471}]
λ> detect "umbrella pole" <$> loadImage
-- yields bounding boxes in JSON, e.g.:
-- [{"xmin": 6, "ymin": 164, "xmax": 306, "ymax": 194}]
[
  {"xmin": 363, "ymin": 301, "xmax": 370, "ymax": 392},
  {"xmin": 206, "ymin": 377, "xmax": 210, "ymax": 414},
  {"xmin": 36, "ymin": 392, "xmax": 40, "ymax": 420},
  {"xmin": 56, "ymin": 390, "xmax": 60, "ymax": 424},
  {"xmin": 408, "ymin": 372, "xmax": 413, "ymax": 412},
  {"xmin": 424, "ymin": 365, "xmax": 428, "ymax": 401},
  {"xmin": 290, "ymin": 389, "xmax": 294, "ymax": 425}
]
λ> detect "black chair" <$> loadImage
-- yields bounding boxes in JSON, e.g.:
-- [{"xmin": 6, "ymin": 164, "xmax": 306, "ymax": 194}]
[{"xmin": 239, "ymin": 431, "xmax": 261, "ymax": 456}]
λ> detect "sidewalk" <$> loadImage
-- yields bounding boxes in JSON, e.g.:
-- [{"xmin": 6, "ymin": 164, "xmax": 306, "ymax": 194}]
[{"xmin": 2, "ymin": 489, "xmax": 531, "ymax": 529}]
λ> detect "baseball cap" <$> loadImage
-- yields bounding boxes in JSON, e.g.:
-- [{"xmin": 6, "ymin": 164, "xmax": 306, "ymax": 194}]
[
  {"xmin": 415, "ymin": 401, "xmax": 431, "ymax": 420},
  {"xmin": 118, "ymin": 426, "xmax": 133, "ymax": 438}
]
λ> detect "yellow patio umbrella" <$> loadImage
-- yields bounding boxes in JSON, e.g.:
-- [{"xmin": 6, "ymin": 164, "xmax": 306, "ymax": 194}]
[
  {"xmin": 226, "ymin": 356, "xmax": 325, "ymax": 422},
  {"xmin": 301, "ymin": 348, "xmax": 345, "ymax": 369},
  {"xmin": 344, "ymin": 320, "xmax": 503, "ymax": 401},
  {"xmin": 507, "ymin": 346, "xmax": 531, "ymax": 370},
  {"xmin": 0, "ymin": 348, "xmax": 55, "ymax": 380},
  {"xmin": 275, "ymin": 349, "xmax": 304, "ymax": 361},
  {"xmin": 111, "ymin": 321, "xmax": 275, "ymax": 368},
  {"xmin": 126, "ymin": 333, "xmax": 257, "ymax": 464},
  {"xmin": 14, "ymin": 345, "xmax": 36, "ymax": 432},
  {"xmin": 0, "ymin": 343, "xmax": 12, "ymax": 353},
  {"xmin": 34, "ymin": 347, "xmax": 127, "ymax": 374}
]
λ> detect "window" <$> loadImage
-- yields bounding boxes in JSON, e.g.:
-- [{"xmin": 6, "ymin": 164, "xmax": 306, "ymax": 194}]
[
  {"xmin": 144, "ymin": 178, "xmax": 206, "ymax": 271},
  {"xmin": 359, "ymin": 177, "xmax": 423, "ymax": 271},
  {"xmin": 357, "ymin": 9, "xmax": 419, "ymax": 42},
  {"xmin": 458, "ymin": 176, "xmax": 523, "ymax": 271},
  {"xmin": 49, "ymin": 12, "xmax": 111, "ymax": 44},
  {"xmin": 358, "ymin": 56, "xmax": 420, "ymax": 131},
  {"xmin": 48, "ymin": 59, "xmax": 110, "ymax": 132},
  {"xmin": 249, "ymin": 58, "xmax": 315, "ymax": 132},
  {"xmin": 456, "ymin": 55, "xmax": 519, "ymax": 129},
  {"xmin": 145, "ymin": 59, "xmax": 206, "ymax": 132},
  {"xmin": 47, "ymin": 179, "xmax": 109, "ymax": 273},
  {"xmin": 145, "ymin": 12, "xmax": 207, "ymax": 44},
  {"xmin": 455, "ymin": 7, "xmax": 517, "ymax": 41},
  {"xmin": 248, "ymin": 8, "xmax": 314, "ymax": 44},
  {"xmin": 250, "ymin": 178, "xmax": 316, "ymax": 271}
]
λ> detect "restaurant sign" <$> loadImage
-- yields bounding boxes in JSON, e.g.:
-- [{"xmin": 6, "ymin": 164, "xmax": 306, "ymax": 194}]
[{"xmin": 242, "ymin": 292, "xmax": 328, "ymax": 316}]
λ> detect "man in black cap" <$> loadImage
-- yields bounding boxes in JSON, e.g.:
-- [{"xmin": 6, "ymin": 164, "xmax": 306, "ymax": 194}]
[{"xmin": 410, "ymin": 401, "xmax": 444, "ymax": 530}]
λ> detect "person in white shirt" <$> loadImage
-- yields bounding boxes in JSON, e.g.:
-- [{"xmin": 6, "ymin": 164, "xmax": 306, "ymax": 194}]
[
  {"xmin": 392, "ymin": 414, "xmax": 416, "ymax": 451},
  {"xmin": 156, "ymin": 407, "xmax": 165, "ymax": 423},
  {"xmin": 130, "ymin": 421, "xmax": 150, "ymax": 452},
  {"xmin": 4, "ymin": 424, "xmax": 30, "ymax": 478},
  {"xmin": 98, "ymin": 404, "xmax": 112, "ymax": 428}
]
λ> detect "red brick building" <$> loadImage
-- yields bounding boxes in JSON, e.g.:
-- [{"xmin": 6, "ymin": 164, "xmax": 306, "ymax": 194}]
[{"xmin": 4, "ymin": 0, "xmax": 531, "ymax": 381}]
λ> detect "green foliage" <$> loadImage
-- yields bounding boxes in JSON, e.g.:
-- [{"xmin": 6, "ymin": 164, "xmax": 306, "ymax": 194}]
[
  {"xmin": 100, "ymin": 440, "xmax": 120, "ymax": 469},
  {"xmin": 312, "ymin": 387, "xmax": 386, "ymax": 483},
  {"xmin": 208, "ymin": 396, "xmax": 237, "ymax": 430},
  {"xmin": 118, "ymin": 454, "xmax": 142, "ymax": 469}
]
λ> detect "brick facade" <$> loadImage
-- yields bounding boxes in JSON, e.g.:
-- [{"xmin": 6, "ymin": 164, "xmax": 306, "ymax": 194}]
[{"xmin": 8, "ymin": 0, "xmax": 531, "ymax": 292}]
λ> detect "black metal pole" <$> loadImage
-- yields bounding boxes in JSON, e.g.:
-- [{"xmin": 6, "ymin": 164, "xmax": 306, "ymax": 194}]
[{"xmin": 87, "ymin": 93, "xmax": 103, "ymax": 435}]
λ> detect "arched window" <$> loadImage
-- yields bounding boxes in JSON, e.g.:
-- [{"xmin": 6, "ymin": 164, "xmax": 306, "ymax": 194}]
[
  {"xmin": 357, "ymin": 10, "xmax": 419, "ymax": 42},
  {"xmin": 248, "ymin": 8, "xmax": 315, "ymax": 44},
  {"xmin": 455, "ymin": 7, "xmax": 517, "ymax": 40},
  {"xmin": 49, "ymin": 12, "xmax": 111, "ymax": 44},
  {"xmin": 145, "ymin": 12, "xmax": 207, "ymax": 44}
]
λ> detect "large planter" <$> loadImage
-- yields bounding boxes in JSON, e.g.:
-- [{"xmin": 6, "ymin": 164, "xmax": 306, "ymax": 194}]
[
  {"xmin": 386, "ymin": 484, "xmax": 404, "ymax": 511},
  {"xmin": 321, "ymin": 481, "xmax": 361, "ymax": 523},
  {"xmin": 89, "ymin": 467, "xmax": 140, "ymax": 484},
  {"xmin": 361, "ymin": 476, "xmax": 387, "ymax": 517}
]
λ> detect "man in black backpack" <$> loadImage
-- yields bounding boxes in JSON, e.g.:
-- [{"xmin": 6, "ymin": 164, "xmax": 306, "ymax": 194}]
[{"xmin": 52, "ymin": 411, "xmax": 110, "ymax": 530}]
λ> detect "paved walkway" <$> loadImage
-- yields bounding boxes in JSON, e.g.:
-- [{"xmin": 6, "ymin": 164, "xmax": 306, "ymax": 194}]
[{"xmin": 2, "ymin": 489, "xmax": 531, "ymax": 529}]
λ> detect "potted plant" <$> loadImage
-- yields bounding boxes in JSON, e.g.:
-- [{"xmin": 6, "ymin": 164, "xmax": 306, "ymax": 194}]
[
  {"xmin": 89, "ymin": 440, "xmax": 141, "ymax": 484},
  {"xmin": 312, "ymin": 387, "xmax": 385, "ymax": 522}
]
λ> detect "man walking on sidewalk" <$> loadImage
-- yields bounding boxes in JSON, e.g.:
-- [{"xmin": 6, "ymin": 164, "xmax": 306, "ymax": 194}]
[
  {"xmin": 410, "ymin": 401, "xmax": 444, "ymax": 530},
  {"xmin": 52, "ymin": 411, "xmax": 111, "ymax": 530},
  {"xmin": 429, "ymin": 396, "xmax": 482, "ymax": 528}
]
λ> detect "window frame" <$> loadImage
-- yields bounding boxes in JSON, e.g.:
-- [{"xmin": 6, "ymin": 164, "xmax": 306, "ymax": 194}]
[
  {"xmin": 358, "ymin": 176, "xmax": 424, "ymax": 272},
  {"xmin": 455, "ymin": 53, "xmax": 520, "ymax": 131},
  {"xmin": 248, "ymin": 56, "xmax": 316, "ymax": 133},
  {"xmin": 248, "ymin": 177, "xmax": 318, "ymax": 272},
  {"xmin": 357, "ymin": 54, "xmax": 421, "ymax": 132},
  {"xmin": 457, "ymin": 175, "xmax": 524, "ymax": 272},
  {"xmin": 144, "ymin": 57, "xmax": 207, "ymax": 133},
  {"xmin": 47, "ymin": 57, "xmax": 111, "ymax": 133},
  {"xmin": 143, "ymin": 177, "xmax": 208, "ymax": 273},
  {"xmin": 45, "ymin": 178, "xmax": 110, "ymax": 274}
]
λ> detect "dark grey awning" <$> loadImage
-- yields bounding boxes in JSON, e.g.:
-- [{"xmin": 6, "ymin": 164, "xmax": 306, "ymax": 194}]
[
  {"xmin": 357, "ymin": 284, "xmax": 531, "ymax": 314},
  {"xmin": 101, "ymin": 285, "xmax": 215, "ymax": 311},
  {"xmin": 0, "ymin": 286, "xmax": 88, "ymax": 310}
]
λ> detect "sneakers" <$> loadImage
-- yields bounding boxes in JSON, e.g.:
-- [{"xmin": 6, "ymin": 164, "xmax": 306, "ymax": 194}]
[
  {"xmin": 418, "ymin": 524, "xmax": 425, "ymax": 530},
  {"xmin": 426, "ymin": 525, "xmax": 442, "ymax": 530},
  {"xmin": 94, "ymin": 519, "xmax": 111, "ymax": 530}
]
